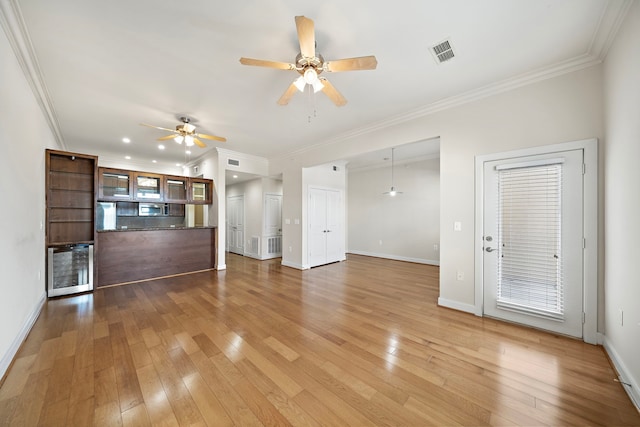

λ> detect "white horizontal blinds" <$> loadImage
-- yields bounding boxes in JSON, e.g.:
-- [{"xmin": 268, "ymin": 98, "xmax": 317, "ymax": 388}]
[{"xmin": 496, "ymin": 160, "xmax": 564, "ymax": 320}]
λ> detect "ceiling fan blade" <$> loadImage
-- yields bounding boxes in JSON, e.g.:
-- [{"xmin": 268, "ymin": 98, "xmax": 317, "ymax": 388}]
[
  {"xmin": 325, "ymin": 56, "xmax": 378, "ymax": 72},
  {"xmin": 277, "ymin": 82, "xmax": 299, "ymax": 106},
  {"xmin": 157, "ymin": 134, "xmax": 178, "ymax": 141},
  {"xmin": 196, "ymin": 133, "xmax": 227, "ymax": 142},
  {"xmin": 320, "ymin": 78, "xmax": 347, "ymax": 107},
  {"xmin": 239, "ymin": 57, "xmax": 294, "ymax": 70},
  {"xmin": 140, "ymin": 123, "xmax": 177, "ymax": 133},
  {"xmin": 295, "ymin": 16, "xmax": 315, "ymax": 58},
  {"xmin": 193, "ymin": 138, "xmax": 207, "ymax": 148}
]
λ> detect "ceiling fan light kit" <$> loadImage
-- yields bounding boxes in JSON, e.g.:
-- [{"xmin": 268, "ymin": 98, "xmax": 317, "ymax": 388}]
[
  {"xmin": 239, "ymin": 15, "xmax": 377, "ymax": 106},
  {"xmin": 383, "ymin": 147, "xmax": 403, "ymax": 196},
  {"xmin": 140, "ymin": 116, "xmax": 226, "ymax": 150}
]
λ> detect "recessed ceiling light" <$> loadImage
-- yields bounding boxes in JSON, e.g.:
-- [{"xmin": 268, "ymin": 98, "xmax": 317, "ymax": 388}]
[
  {"xmin": 152, "ymin": 160, "xmax": 157, "ymax": 163},
  {"xmin": 125, "ymin": 155, "xmax": 131, "ymax": 160},
  {"xmin": 185, "ymin": 150, "xmax": 191, "ymax": 155},
  {"xmin": 122, "ymin": 137, "xmax": 130, "ymax": 143},
  {"xmin": 158, "ymin": 144, "xmax": 165, "ymax": 150},
  {"xmin": 233, "ymin": 175, "xmax": 238, "ymax": 179},
  {"xmin": 176, "ymin": 163, "xmax": 181, "ymax": 167}
]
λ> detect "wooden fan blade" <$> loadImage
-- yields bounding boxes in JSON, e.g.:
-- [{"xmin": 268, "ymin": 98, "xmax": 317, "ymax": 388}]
[
  {"xmin": 295, "ymin": 16, "xmax": 315, "ymax": 58},
  {"xmin": 277, "ymin": 82, "xmax": 299, "ymax": 106},
  {"xmin": 193, "ymin": 138, "xmax": 206, "ymax": 148},
  {"xmin": 140, "ymin": 123, "xmax": 176, "ymax": 133},
  {"xmin": 320, "ymin": 78, "xmax": 347, "ymax": 107},
  {"xmin": 239, "ymin": 57, "xmax": 294, "ymax": 70},
  {"xmin": 325, "ymin": 56, "xmax": 378, "ymax": 72},
  {"xmin": 196, "ymin": 133, "xmax": 226, "ymax": 142},
  {"xmin": 157, "ymin": 134, "xmax": 178, "ymax": 141}
]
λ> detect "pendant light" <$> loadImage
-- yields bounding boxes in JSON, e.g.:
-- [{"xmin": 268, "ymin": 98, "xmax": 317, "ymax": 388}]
[{"xmin": 383, "ymin": 147, "xmax": 403, "ymax": 196}]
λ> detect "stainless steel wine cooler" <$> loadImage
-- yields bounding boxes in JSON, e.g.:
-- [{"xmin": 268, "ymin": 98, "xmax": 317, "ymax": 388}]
[{"xmin": 47, "ymin": 244, "xmax": 94, "ymax": 297}]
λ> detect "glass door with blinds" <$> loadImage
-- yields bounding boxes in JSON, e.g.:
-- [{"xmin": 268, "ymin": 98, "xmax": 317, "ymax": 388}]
[{"xmin": 482, "ymin": 149, "xmax": 584, "ymax": 338}]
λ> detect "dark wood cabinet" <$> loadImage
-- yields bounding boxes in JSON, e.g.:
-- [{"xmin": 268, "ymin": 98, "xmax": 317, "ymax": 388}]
[
  {"xmin": 189, "ymin": 178, "xmax": 213, "ymax": 204},
  {"xmin": 46, "ymin": 150, "xmax": 97, "ymax": 245},
  {"xmin": 164, "ymin": 175, "xmax": 188, "ymax": 203},
  {"xmin": 98, "ymin": 168, "xmax": 132, "ymax": 201},
  {"xmin": 98, "ymin": 167, "xmax": 214, "ymax": 205},
  {"xmin": 133, "ymin": 172, "xmax": 163, "ymax": 201}
]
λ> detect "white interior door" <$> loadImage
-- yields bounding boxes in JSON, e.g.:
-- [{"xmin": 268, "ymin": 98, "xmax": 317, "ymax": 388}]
[
  {"xmin": 227, "ymin": 195, "xmax": 244, "ymax": 255},
  {"xmin": 264, "ymin": 194, "xmax": 282, "ymax": 236},
  {"xmin": 324, "ymin": 189, "xmax": 342, "ymax": 264},
  {"xmin": 483, "ymin": 149, "xmax": 584, "ymax": 337},
  {"xmin": 309, "ymin": 188, "xmax": 343, "ymax": 267},
  {"xmin": 308, "ymin": 188, "xmax": 328, "ymax": 267}
]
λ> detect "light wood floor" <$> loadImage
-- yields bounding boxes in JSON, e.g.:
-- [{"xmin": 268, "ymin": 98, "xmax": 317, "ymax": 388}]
[{"xmin": 1, "ymin": 254, "xmax": 638, "ymax": 426}]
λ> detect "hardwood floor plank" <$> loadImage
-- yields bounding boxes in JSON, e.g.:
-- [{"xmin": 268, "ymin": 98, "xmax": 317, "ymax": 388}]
[
  {"xmin": 1, "ymin": 254, "xmax": 637, "ymax": 426},
  {"xmin": 182, "ymin": 371, "xmax": 234, "ymax": 427},
  {"xmin": 135, "ymin": 364, "xmax": 179, "ymax": 427}
]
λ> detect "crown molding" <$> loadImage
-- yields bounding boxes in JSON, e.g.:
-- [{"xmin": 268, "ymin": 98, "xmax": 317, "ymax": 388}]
[
  {"xmin": 0, "ymin": 0, "xmax": 64, "ymax": 148},
  {"xmin": 271, "ymin": 1, "xmax": 633, "ymax": 165},
  {"xmin": 589, "ymin": 0, "xmax": 634, "ymax": 61}
]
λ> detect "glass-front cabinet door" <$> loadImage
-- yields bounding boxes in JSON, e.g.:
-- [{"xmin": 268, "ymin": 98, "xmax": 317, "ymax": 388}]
[
  {"xmin": 134, "ymin": 172, "xmax": 163, "ymax": 201},
  {"xmin": 189, "ymin": 178, "xmax": 213, "ymax": 204},
  {"xmin": 164, "ymin": 176, "xmax": 188, "ymax": 203},
  {"xmin": 98, "ymin": 168, "xmax": 132, "ymax": 200}
]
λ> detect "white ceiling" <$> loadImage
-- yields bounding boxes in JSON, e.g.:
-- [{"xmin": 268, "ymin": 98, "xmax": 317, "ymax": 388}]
[{"xmin": 12, "ymin": 0, "xmax": 624, "ymax": 170}]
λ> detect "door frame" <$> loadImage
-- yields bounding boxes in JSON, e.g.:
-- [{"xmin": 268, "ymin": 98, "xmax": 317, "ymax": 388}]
[
  {"xmin": 226, "ymin": 194, "xmax": 245, "ymax": 255},
  {"xmin": 474, "ymin": 138, "xmax": 598, "ymax": 344}
]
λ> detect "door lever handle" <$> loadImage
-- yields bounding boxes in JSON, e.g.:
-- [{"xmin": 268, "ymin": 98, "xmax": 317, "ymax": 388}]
[{"xmin": 485, "ymin": 247, "xmax": 495, "ymax": 252}]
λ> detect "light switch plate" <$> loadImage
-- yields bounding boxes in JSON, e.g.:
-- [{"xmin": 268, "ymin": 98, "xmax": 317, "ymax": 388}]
[{"xmin": 454, "ymin": 221, "xmax": 462, "ymax": 231}]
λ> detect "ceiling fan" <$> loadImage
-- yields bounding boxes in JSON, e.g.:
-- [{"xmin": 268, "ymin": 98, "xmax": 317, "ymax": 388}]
[
  {"xmin": 239, "ymin": 15, "xmax": 377, "ymax": 106},
  {"xmin": 140, "ymin": 117, "xmax": 226, "ymax": 148}
]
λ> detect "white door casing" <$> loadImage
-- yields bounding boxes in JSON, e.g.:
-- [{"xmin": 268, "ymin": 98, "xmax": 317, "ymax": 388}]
[
  {"xmin": 483, "ymin": 150, "xmax": 583, "ymax": 337},
  {"xmin": 474, "ymin": 138, "xmax": 598, "ymax": 344},
  {"xmin": 227, "ymin": 195, "xmax": 244, "ymax": 255},
  {"xmin": 308, "ymin": 187, "xmax": 344, "ymax": 267},
  {"xmin": 264, "ymin": 193, "xmax": 282, "ymax": 236}
]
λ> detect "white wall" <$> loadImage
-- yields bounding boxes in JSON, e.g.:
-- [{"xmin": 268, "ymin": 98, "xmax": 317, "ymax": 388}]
[
  {"xmin": 348, "ymin": 157, "xmax": 440, "ymax": 264},
  {"xmin": 0, "ymin": 25, "xmax": 61, "ymax": 377},
  {"xmin": 602, "ymin": 1, "xmax": 640, "ymax": 407},
  {"xmin": 274, "ymin": 65, "xmax": 603, "ymax": 310}
]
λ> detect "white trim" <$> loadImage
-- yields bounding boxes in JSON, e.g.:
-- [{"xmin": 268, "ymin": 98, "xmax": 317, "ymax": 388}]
[
  {"xmin": 474, "ymin": 138, "xmax": 598, "ymax": 344},
  {"xmin": 0, "ymin": 291, "xmax": 46, "ymax": 379},
  {"xmin": 494, "ymin": 157, "xmax": 564, "ymax": 170},
  {"xmin": 281, "ymin": 260, "xmax": 308, "ymax": 270},
  {"xmin": 438, "ymin": 297, "xmax": 477, "ymax": 315},
  {"xmin": 0, "ymin": 0, "xmax": 64, "ymax": 148},
  {"xmin": 603, "ymin": 335, "xmax": 640, "ymax": 411},
  {"xmin": 347, "ymin": 250, "xmax": 439, "ymax": 266},
  {"xmin": 216, "ymin": 263, "xmax": 226, "ymax": 270}
]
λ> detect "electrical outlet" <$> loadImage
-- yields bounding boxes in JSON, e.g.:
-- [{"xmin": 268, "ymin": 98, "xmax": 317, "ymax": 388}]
[
  {"xmin": 288, "ymin": 246, "xmax": 292, "ymax": 253},
  {"xmin": 433, "ymin": 244, "xmax": 439, "ymax": 251},
  {"xmin": 454, "ymin": 221, "xmax": 462, "ymax": 231},
  {"xmin": 456, "ymin": 271, "xmax": 464, "ymax": 281},
  {"xmin": 379, "ymin": 240, "xmax": 383, "ymax": 245}
]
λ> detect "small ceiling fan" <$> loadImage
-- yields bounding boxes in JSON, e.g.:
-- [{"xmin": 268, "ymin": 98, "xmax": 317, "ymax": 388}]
[
  {"xmin": 140, "ymin": 117, "xmax": 226, "ymax": 148},
  {"xmin": 239, "ymin": 15, "xmax": 377, "ymax": 106}
]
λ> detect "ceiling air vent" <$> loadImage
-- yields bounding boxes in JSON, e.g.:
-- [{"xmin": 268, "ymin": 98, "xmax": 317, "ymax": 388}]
[
  {"xmin": 228, "ymin": 159, "xmax": 240, "ymax": 166},
  {"xmin": 430, "ymin": 39, "xmax": 455, "ymax": 64}
]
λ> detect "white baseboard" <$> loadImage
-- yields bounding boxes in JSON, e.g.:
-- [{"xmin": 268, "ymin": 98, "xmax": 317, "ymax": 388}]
[
  {"xmin": 0, "ymin": 291, "xmax": 46, "ymax": 379},
  {"xmin": 437, "ymin": 297, "xmax": 477, "ymax": 315},
  {"xmin": 603, "ymin": 336, "xmax": 640, "ymax": 411},
  {"xmin": 216, "ymin": 263, "xmax": 227, "ymax": 270},
  {"xmin": 347, "ymin": 250, "xmax": 439, "ymax": 266},
  {"xmin": 281, "ymin": 260, "xmax": 308, "ymax": 270}
]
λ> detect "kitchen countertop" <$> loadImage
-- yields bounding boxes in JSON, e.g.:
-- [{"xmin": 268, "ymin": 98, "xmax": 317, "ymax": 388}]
[{"xmin": 97, "ymin": 226, "xmax": 217, "ymax": 232}]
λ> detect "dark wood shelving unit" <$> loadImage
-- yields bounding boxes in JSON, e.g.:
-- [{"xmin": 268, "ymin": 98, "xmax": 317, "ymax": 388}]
[{"xmin": 46, "ymin": 150, "xmax": 98, "ymax": 245}]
